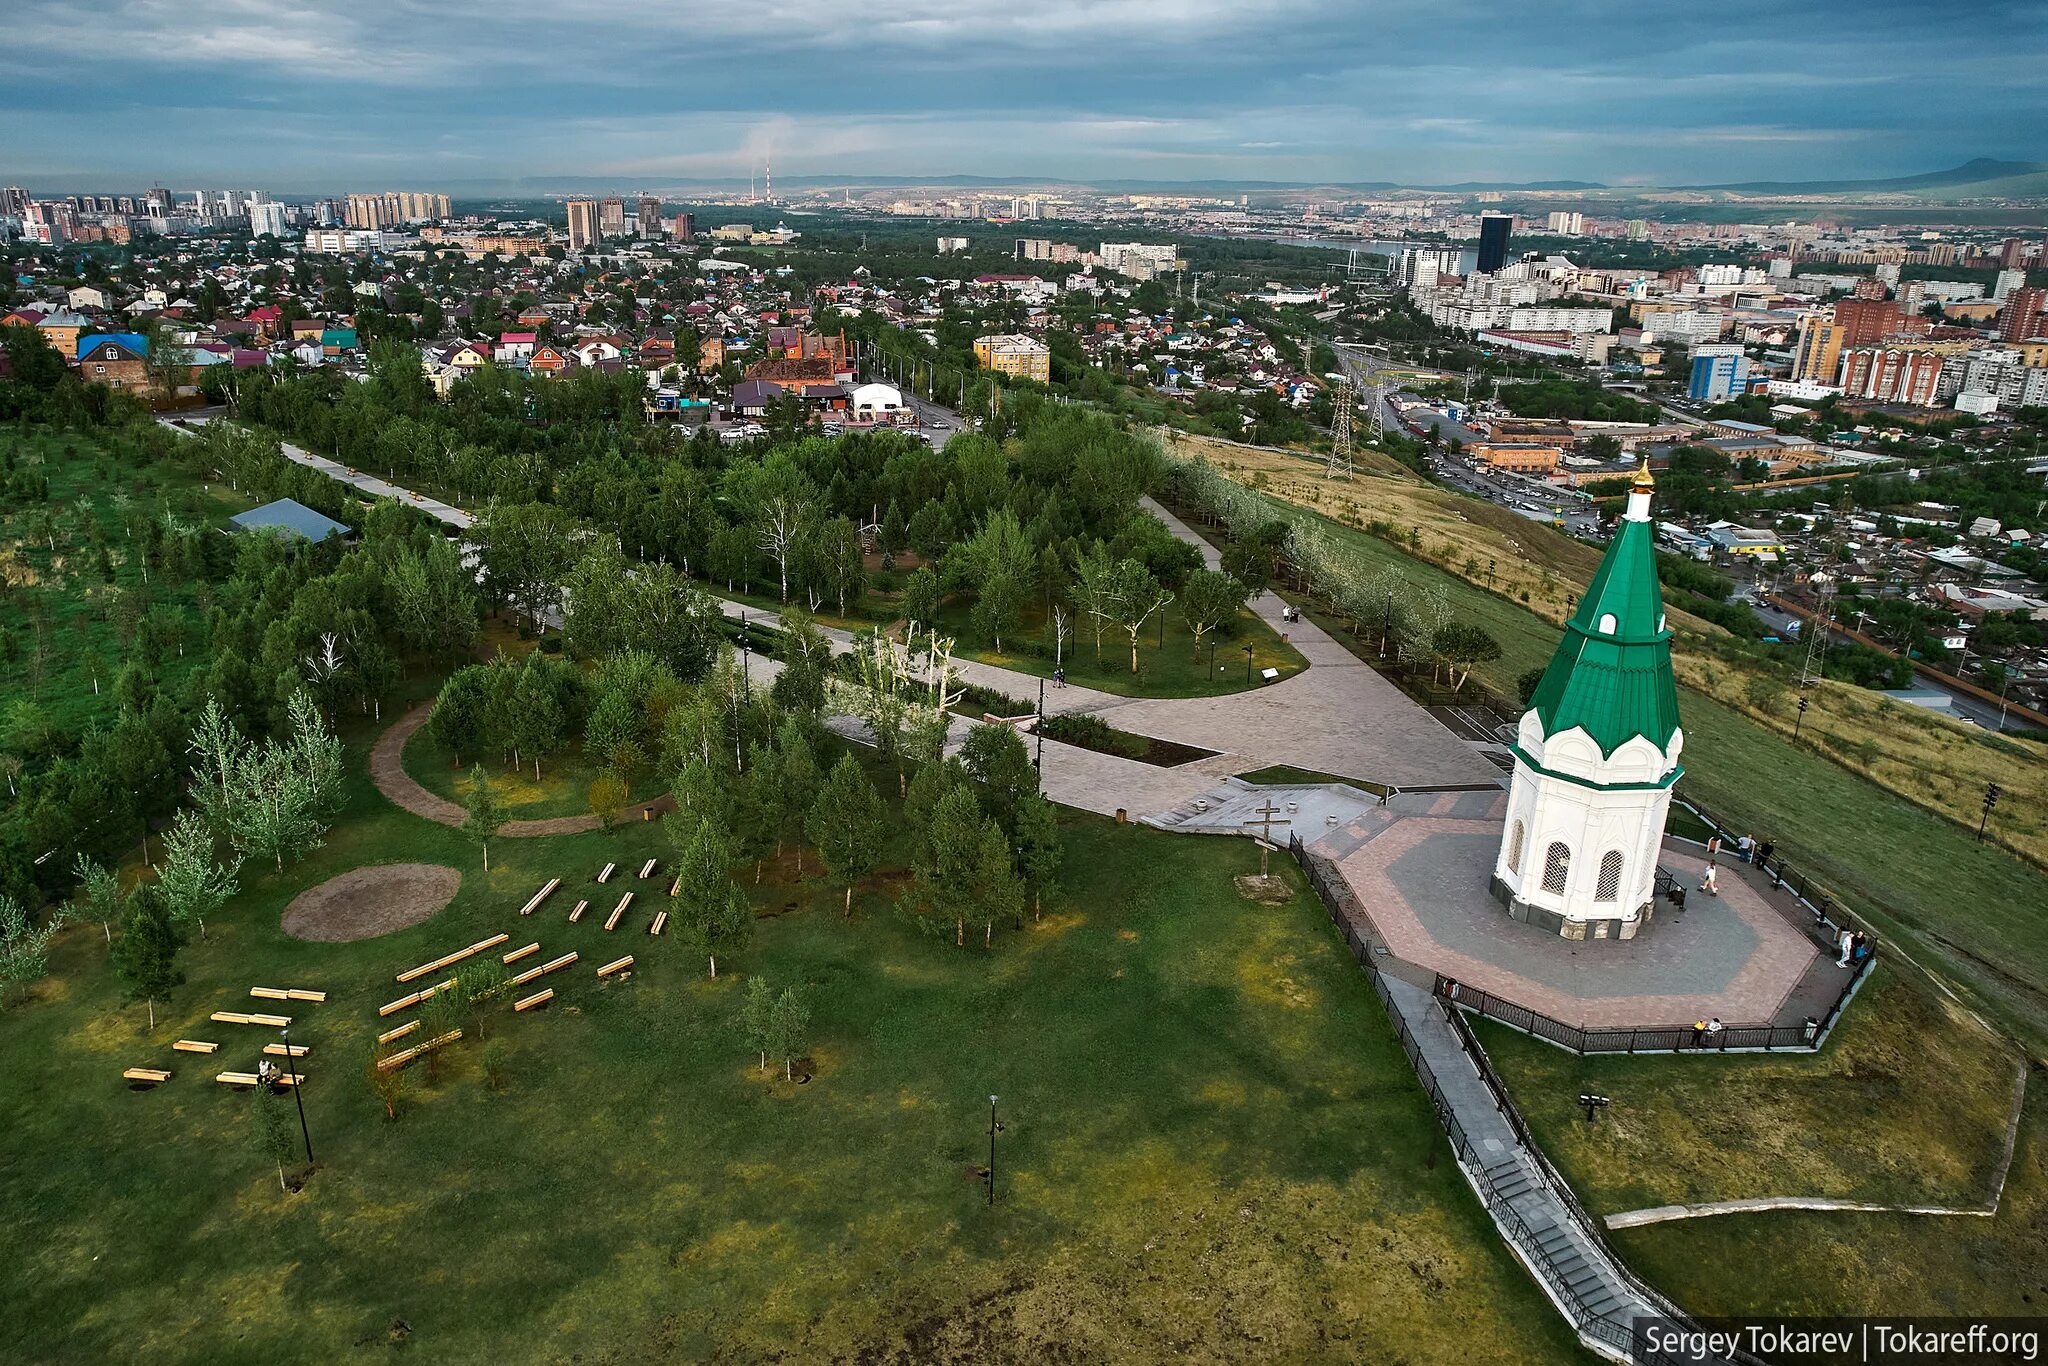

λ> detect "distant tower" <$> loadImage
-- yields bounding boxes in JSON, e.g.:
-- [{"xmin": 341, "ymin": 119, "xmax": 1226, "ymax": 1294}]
[
  {"xmin": 1477, "ymin": 213, "xmax": 1513, "ymax": 274},
  {"xmin": 765, "ymin": 156, "xmax": 772, "ymax": 205},
  {"xmin": 1493, "ymin": 461, "xmax": 1682, "ymax": 941},
  {"xmin": 1326, "ymin": 376, "xmax": 1354, "ymax": 479}
]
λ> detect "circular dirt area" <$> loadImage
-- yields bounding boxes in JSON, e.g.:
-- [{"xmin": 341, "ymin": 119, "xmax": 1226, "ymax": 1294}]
[{"xmin": 281, "ymin": 863, "xmax": 463, "ymax": 942}]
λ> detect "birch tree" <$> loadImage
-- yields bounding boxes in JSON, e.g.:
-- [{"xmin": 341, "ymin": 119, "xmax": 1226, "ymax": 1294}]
[{"xmin": 154, "ymin": 810, "xmax": 238, "ymax": 939}]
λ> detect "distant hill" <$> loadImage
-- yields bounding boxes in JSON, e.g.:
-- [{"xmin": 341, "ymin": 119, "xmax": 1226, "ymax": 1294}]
[{"xmin": 1685, "ymin": 158, "xmax": 2048, "ymax": 198}]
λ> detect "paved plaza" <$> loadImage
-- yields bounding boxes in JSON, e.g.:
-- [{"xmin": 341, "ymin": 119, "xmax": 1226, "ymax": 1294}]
[{"xmin": 1322, "ymin": 792, "xmax": 1839, "ymax": 1029}]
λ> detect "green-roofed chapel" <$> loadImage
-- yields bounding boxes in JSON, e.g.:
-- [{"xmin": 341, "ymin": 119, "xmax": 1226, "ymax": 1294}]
[{"xmin": 1491, "ymin": 461, "xmax": 1682, "ymax": 940}]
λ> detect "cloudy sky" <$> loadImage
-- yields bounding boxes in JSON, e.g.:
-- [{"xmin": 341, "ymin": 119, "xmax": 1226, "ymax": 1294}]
[{"xmin": 5, "ymin": 0, "xmax": 2043, "ymax": 190}]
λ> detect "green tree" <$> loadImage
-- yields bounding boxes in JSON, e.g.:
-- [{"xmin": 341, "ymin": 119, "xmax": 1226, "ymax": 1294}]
[
  {"xmin": 903, "ymin": 566, "xmax": 940, "ymax": 629},
  {"xmin": 957, "ymin": 508, "xmax": 1034, "ymax": 653},
  {"xmin": 960, "ymin": 721, "xmax": 1037, "ymax": 834},
  {"xmin": 587, "ymin": 771, "xmax": 628, "ymax": 832},
  {"xmin": 769, "ymin": 986, "xmax": 811, "ymax": 1082},
  {"xmin": 913, "ymin": 785, "xmax": 1021, "ymax": 948},
  {"xmin": 1177, "ymin": 568, "xmax": 1250, "ymax": 660},
  {"xmin": 774, "ymin": 719, "xmax": 821, "ymax": 874},
  {"xmin": 1014, "ymin": 792, "xmax": 1062, "ymax": 923},
  {"xmin": 112, "ymin": 885, "xmax": 185, "ymax": 1032},
  {"xmin": 742, "ymin": 975, "xmax": 776, "ymax": 1074},
  {"xmin": 153, "ymin": 809, "xmax": 238, "ymax": 940},
  {"xmin": 454, "ymin": 959, "xmax": 513, "ymax": 1040},
  {"xmin": 463, "ymin": 764, "xmax": 508, "ymax": 872},
  {"xmin": 807, "ymin": 754, "xmax": 886, "ymax": 917},
  {"xmin": 71, "ymin": 854, "xmax": 125, "ymax": 945},
  {"xmin": 0, "ymin": 895, "xmax": 65, "ymax": 1008},
  {"xmin": 673, "ymin": 820, "xmax": 750, "ymax": 978},
  {"xmin": 1431, "ymin": 622, "xmax": 1503, "ymax": 692},
  {"xmin": 249, "ymin": 1082, "xmax": 297, "ymax": 1195},
  {"xmin": 427, "ymin": 666, "xmax": 491, "ymax": 767}
]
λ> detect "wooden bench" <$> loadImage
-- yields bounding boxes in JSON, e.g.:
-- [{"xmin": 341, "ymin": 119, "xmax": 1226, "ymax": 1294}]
[
  {"xmin": 262, "ymin": 1043, "xmax": 311, "ymax": 1058},
  {"xmin": 377, "ymin": 978, "xmax": 456, "ymax": 1017},
  {"xmin": 172, "ymin": 1040, "xmax": 218, "ymax": 1054},
  {"xmin": 502, "ymin": 942, "xmax": 540, "ymax": 966},
  {"xmin": 124, "ymin": 1067, "xmax": 172, "ymax": 1084},
  {"xmin": 596, "ymin": 862, "xmax": 617, "ymax": 884},
  {"xmin": 377, "ymin": 1020, "xmax": 420, "ymax": 1045},
  {"xmin": 637, "ymin": 858, "xmax": 657, "ymax": 879},
  {"xmin": 396, "ymin": 933, "xmax": 511, "ymax": 983},
  {"xmin": 604, "ymin": 892, "xmax": 634, "ymax": 931},
  {"xmin": 596, "ymin": 955, "xmax": 635, "ymax": 978},
  {"xmin": 568, "ymin": 899, "xmax": 589, "ymax": 924},
  {"xmin": 668, "ymin": 876, "xmax": 681, "ymax": 897},
  {"xmin": 376, "ymin": 1029, "xmax": 461, "ymax": 1073},
  {"xmin": 252, "ymin": 987, "xmax": 325, "ymax": 1002},
  {"xmin": 648, "ymin": 911, "xmax": 668, "ymax": 937},
  {"xmin": 216, "ymin": 1071, "xmax": 301, "ymax": 1088},
  {"xmin": 509, "ymin": 952, "xmax": 577, "ymax": 987},
  {"xmin": 211, "ymin": 1011, "xmax": 290, "ymax": 1027},
  {"xmin": 519, "ymin": 877, "xmax": 562, "ymax": 917},
  {"xmin": 513, "ymin": 988, "xmax": 554, "ymax": 1012}
]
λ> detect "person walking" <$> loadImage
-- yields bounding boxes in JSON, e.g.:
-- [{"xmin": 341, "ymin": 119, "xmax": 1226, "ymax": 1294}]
[
  {"xmin": 1700, "ymin": 864, "xmax": 1718, "ymax": 897},
  {"xmin": 1837, "ymin": 929, "xmax": 1855, "ymax": 968}
]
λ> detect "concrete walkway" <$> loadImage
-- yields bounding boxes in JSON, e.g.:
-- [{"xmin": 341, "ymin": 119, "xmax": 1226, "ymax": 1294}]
[{"xmin": 1380, "ymin": 971, "xmax": 1665, "ymax": 1361}]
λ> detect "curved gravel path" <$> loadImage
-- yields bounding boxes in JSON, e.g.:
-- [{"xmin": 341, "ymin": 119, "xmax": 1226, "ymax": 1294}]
[{"xmin": 370, "ymin": 704, "xmax": 672, "ymax": 836}]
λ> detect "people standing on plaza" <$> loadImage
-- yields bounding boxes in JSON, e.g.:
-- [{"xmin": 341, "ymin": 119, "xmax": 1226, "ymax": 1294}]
[
  {"xmin": 1052, "ymin": 666, "xmax": 1065, "ymax": 689},
  {"xmin": 1691, "ymin": 1020, "xmax": 1708, "ymax": 1048},
  {"xmin": 1757, "ymin": 839, "xmax": 1775, "ymax": 869},
  {"xmin": 1705, "ymin": 1017, "xmax": 1725, "ymax": 1049},
  {"xmin": 1737, "ymin": 834, "xmax": 1755, "ymax": 863},
  {"xmin": 1837, "ymin": 928, "xmax": 1855, "ymax": 967}
]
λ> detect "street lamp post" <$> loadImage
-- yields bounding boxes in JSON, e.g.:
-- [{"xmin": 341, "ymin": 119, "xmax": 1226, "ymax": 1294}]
[
  {"xmin": 737, "ymin": 622, "xmax": 751, "ymax": 702},
  {"xmin": 1243, "ymin": 642, "xmax": 1255, "ymax": 686},
  {"xmin": 986, "ymin": 1095, "xmax": 1003, "ymax": 1207},
  {"xmin": 280, "ymin": 1026, "xmax": 313, "ymax": 1165},
  {"xmin": 1035, "ymin": 677, "xmax": 1044, "ymax": 771}
]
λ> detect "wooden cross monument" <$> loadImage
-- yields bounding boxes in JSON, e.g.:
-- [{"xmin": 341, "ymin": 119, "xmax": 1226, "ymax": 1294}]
[{"xmin": 1242, "ymin": 800, "xmax": 1291, "ymax": 877}]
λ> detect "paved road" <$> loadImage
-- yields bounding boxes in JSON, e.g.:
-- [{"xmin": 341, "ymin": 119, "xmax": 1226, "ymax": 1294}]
[{"xmin": 159, "ymin": 412, "xmax": 475, "ymax": 530}]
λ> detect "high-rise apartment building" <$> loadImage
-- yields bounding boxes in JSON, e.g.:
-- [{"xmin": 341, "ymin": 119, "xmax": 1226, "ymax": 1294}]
[
  {"xmin": 1544, "ymin": 210, "xmax": 1584, "ymax": 235},
  {"xmin": 637, "ymin": 196, "xmax": 661, "ymax": 238},
  {"xmin": 1833, "ymin": 296, "xmax": 1907, "ymax": 346},
  {"xmin": 1792, "ymin": 318, "xmax": 1845, "ymax": 384},
  {"xmin": 2000, "ymin": 237, "xmax": 2033, "ymax": 270},
  {"xmin": 599, "ymin": 197, "xmax": 625, "ymax": 236},
  {"xmin": 0, "ymin": 186, "xmax": 27, "ymax": 217},
  {"xmin": 669, "ymin": 212, "xmax": 694, "ymax": 243},
  {"xmin": 1476, "ymin": 213, "xmax": 1512, "ymax": 273},
  {"xmin": 249, "ymin": 201, "xmax": 289, "ymax": 237},
  {"xmin": 1993, "ymin": 269, "xmax": 2026, "ymax": 302},
  {"xmin": 1997, "ymin": 286, "xmax": 2046, "ymax": 343},
  {"xmin": 566, "ymin": 199, "xmax": 600, "ymax": 251}
]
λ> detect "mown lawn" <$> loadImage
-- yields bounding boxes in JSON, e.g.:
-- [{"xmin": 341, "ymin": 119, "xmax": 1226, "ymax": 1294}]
[
  {"xmin": 1479, "ymin": 967, "xmax": 2019, "ymax": 1217},
  {"xmin": 0, "ymin": 733, "xmax": 1584, "ymax": 1362},
  {"xmin": 1614, "ymin": 1097, "xmax": 2047, "ymax": 1320}
]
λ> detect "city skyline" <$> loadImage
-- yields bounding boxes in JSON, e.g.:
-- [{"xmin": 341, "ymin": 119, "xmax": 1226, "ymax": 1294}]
[{"xmin": 5, "ymin": 0, "xmax": 2045, "ymax": 188}]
